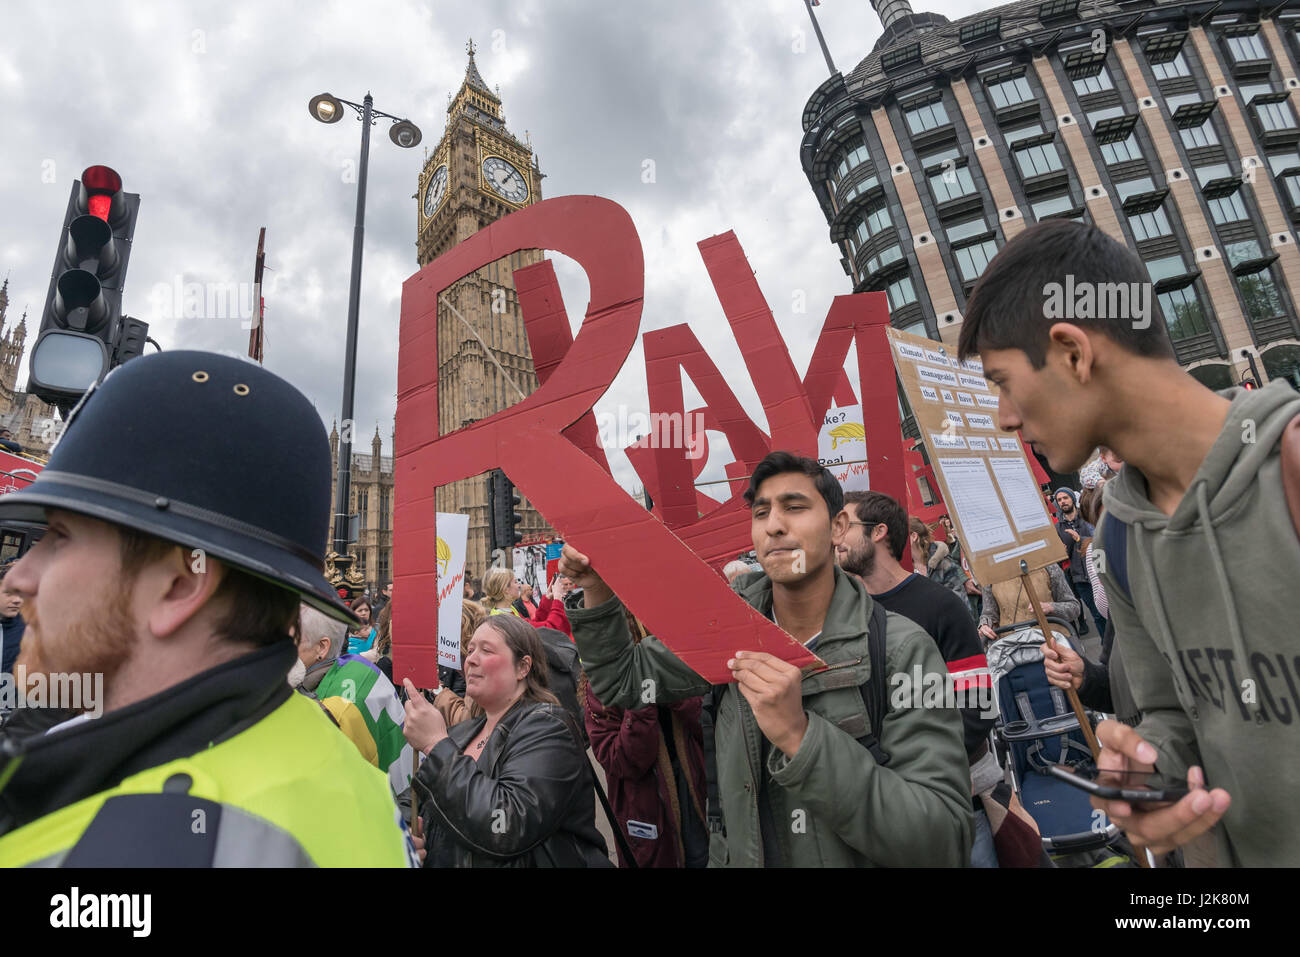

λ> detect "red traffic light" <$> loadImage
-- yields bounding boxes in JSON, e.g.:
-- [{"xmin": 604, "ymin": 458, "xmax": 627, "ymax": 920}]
[{"xmin": 81, "ymin": 165, "xmax": 123, "ymax": 222}]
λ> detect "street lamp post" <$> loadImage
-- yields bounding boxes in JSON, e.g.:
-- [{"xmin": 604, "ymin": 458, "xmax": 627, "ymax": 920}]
[{"xmin": 309, "ymin": 92, "xmax": 421, "ymax": 578}]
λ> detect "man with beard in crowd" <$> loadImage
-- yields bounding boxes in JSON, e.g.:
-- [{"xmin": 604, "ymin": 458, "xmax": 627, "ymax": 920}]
[
  {"xmin": 1053, "ymin": 488, "xmax": 1102, "ymax": 636},
  {"xmin": 0, "ymin": 351, "xmax": 413, "ymax": 867},
  {"xmin": 837, "ymin": 491, "xmax": 998, "ymax": 866}
]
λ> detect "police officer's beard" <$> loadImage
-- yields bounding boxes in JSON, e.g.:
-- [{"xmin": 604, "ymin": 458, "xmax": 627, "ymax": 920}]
[
  {"xmin": 14, "ymin": 587, "xmax": 136, "ymax": 695},
  {"xmin": 840, "ymin": 536, "xmax": 876, "ymax": 580}
]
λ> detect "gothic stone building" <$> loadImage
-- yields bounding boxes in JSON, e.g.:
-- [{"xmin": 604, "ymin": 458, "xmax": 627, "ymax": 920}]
[
  {"xmin": 413, "ymin": 43, "xmax": 553, "ymax": 580},
  {"xmin": 0, "ymin": 279, "xmax": 58, "ymax": 457}
]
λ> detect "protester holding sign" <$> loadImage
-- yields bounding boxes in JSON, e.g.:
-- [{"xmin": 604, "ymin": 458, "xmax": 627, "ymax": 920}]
[
  {"xmin": 561, "ymin": 451, "xmax": 972, "ymax": 867},
  {"xmin": 958, "ymin": 218, "xmax": 1300, "ymax": 866}
]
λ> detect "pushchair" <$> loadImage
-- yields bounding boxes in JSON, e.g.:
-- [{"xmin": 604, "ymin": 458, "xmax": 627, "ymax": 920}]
[{"xmin": 987, "ymin": 616, "xmax": 1128, "ymax": 863}]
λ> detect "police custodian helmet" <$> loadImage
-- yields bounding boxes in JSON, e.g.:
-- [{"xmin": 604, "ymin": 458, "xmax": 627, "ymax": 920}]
[{"xmin": 0, "ymin": 351, "xmax": 356, "ymax": 624}]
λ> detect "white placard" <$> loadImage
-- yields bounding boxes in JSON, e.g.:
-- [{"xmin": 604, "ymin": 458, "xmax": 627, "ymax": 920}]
[
  {"xmin": 966, "ymin": 413, "xmax": 996, "ymax": 430},
  {"xmin": 940, "ymin": 389, "xmax": 956, "ymax": 403},
  {"xmin": 956, "ymin": 392, "xmax": 976, "ymax": 407},
  {"xmin": 931, "ymin": 431, "xmax": 968, "ymax": 450},
  {"xmin": 944, "ymin": 410, "xmax": 965, "ymax": 426},
  {"xmin": 818, "ymin": 404, "xmax": 869, "ymax": 492},
  {"xmin": 976, "ymin": 393, "xmax": 1000, "ymax": 409},
  {"xmin": 896, "ymin": 341, "xmax": 926, "ymax": 362},
  {"xmin": 919, "ymin": 385, "xmax": 939, "ymax": 402},
  {"xmin": 923, "ymin": 347, "xmax": 951, "ymax": 366},
  {"xmin": 988, "ymin": 456, "xmax": 1052, "ymax": 533},
  {"xmin": 957, "ymin": 372, "xmax": 990, "ymax": 392},
  {"xmin": 917, "ymin": 364, "xmax": 959, "ymax": 388},
  {"xmin": 959, "ymin": 358, "xmax": 984, "ymax": 373},
  {"xmin": 935, "ymin": 458, "xmax": 1017, "ymax": 552},
  {"xmin": 436, "ymin": 512, "xmax": 470, "ymax": 671},
  {"xmin": 998, "ymin": 436, "xmax": 1022, "ymax": 452},
  {"xmin": 967, "ymin": 436, "xmax": 991, "ymax": 451}
]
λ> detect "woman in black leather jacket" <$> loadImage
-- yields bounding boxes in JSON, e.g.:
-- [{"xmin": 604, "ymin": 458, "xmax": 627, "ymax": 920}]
[{"xmin": 402, "ymin": 613, "xmax": 611, "ymax": 867}]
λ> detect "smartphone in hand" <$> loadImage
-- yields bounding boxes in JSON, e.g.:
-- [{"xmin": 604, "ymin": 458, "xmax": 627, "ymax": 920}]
[{"xmin": 1047, "ymin": 765, "xmax": 1191, "ymax": 805}]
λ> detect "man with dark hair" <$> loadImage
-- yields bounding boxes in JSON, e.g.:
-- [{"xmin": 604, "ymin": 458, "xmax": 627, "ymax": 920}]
[
  {"xmin": 0, "ymin": 352, "xmax": 414, "ymax": 867},
  {"xmin": 959, "ymin": 219, "xmax": 1300, "ymax": 866},
  {"xmin": 559, "ymin": 451, "xmax": 971, "ymax": 866},
  {"xmin": 1052, "ymin": 487, "xmax": 1102, "ymax": 636},
  {"xmin": 838, "ymin": 491, "xmax": 997, "ymax": 866}
]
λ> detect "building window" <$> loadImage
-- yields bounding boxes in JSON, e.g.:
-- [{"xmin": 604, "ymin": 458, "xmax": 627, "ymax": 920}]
[
  {"xmin": 945, "ymin": 216, "xmax": 988, "ymax": 243},
  {"xmin": 905, "ymin": 98, "xmax": 950, "ymax": 135},
  {"xmin": 1130, "ymin": 206, "xmax": 1172, "ymax": 241},
  {"xmin": 1150, "ymin": 52, "xmax": 1191, "ymax": 81},
  {"xmin": 918, "ymin": 145, "xmax": 962, "ymax": 169},
  {"xmin": 1157, "ymin": 287, "xmax": 1211, "ymax": 341},
  {"xmin": 865, "ymin": 244, "xmax": 904, "ymax": 276},
  {"xmin": 1180, "ymin": 120, "xmax": 1219, "ymax": 149},
  {"xmin": 929, "ymin": 164, "xmax": 977, "ymax": 203},
  {"xmin": 1225, "ymin": 32, "xmax": 1268, "ymax": 64},
  {"xmin": 897, "ymin": 318, "xmax": 929, "ymax": 340},
  {"xmin": 1116, "ymin": 177, "xmax": 1157, "ymax": 201},
  {"xmin": 1257, "ymin": 100, "xmax": 1299, "ymax": 134},
  {"xmin": 1100, "ymin": 135, "xmax": 1143, "ymax": 165},
  {"xmin": 1014, "ymin": 142, "xmax": 1065, "ymax": 178},
  {"xmin": 1147, "ymin": 254, "xmax": 1189, "ymax": 284},
  {"xmin": 884, "ymin": 272, "xmax": 917, "ymax": 310},
  {"xmin": 380, "ymin": 487, "xmax": 390, "ymax": 529},
  {"xmin": 1207, "ymin": 190, "xmax": 1249, "ymax": 224},
  {"xmin": 987, "ymin": 74, "xmax": 1034, "ymax": 109},
  {"xmin": 1239, "ymin": 82, "xmax": 1275, "ymax": 102},
  {"xmin": 1195, "ymin": 162, "xmax": 1233, "ymax": 186},
  {"xmin": 834, "ymin": 139, "xmax": 872, "ymax": 185},
  {"xmin": 1227, "ymin": 240, "xmax": 1285, "ymax": 322},
  {"xmin": 1031, "ymin": 193, "xmax": 1075, "ymax": 219},
  {"xmin": 378, "ymin": 550, "xmax": 389, "ymax": 585},
  {"xmin": 954, "ymin": 238, "xmax": 999, "ymax": 282},
  {"xmin": 357, "ymin": 488, "xmax": 368, "ymax": 531},
  {"xmin": 1003, "ymin": 121, "xmax": 1045, "ymax": 146},
  {"xmin": 1073, "ymin": 66, "xmax": 1114, "ymax": 97},
  {"xmin": 841, "ymin": 174, "xmax": 881, "ymax": 205}
]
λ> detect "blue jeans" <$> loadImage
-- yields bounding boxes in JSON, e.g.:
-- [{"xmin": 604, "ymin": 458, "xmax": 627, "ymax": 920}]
[{"xmin": 971, "ymin": 807, "xmax": 998, "ymax": 868}]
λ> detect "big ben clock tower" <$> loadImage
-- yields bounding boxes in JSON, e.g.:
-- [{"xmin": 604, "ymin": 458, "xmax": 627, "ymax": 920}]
[{"xmin": 416, "ymin": 40, "xmax": 552, "ymax": 579}]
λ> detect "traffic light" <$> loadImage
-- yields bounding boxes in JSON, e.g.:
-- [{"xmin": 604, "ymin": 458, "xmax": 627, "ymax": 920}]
[
  {"xmin": 488, "ymin": 468, "xmax": 524, "ymax": 550},
  {"xmin": 30, "ymin": 165, "xmax": 145, "ymax": 413}
]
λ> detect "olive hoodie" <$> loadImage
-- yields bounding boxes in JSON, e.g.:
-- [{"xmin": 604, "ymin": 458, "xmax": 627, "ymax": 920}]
[
  {"xmin": 567, "ymin": 566, "xmax": 972, "ymax": 867},
  {"xmin": 1097, "ymin": 380, "xmax": 1300, "ymax": 867}
]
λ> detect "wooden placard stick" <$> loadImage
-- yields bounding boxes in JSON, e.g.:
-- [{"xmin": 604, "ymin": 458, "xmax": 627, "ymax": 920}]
[
  {"xmin": 1018, "ymin": 560, "xmax": 1151, "ymax": 867},
  {"xmin": 1019, "ymin": 559, "xmax": 1099, "ymax": 760}
]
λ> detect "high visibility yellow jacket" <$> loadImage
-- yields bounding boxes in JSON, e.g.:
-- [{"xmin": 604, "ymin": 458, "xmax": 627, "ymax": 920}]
[{"xmin": 0, "ymin": 692, "xmax": 415, "ymax": 867}]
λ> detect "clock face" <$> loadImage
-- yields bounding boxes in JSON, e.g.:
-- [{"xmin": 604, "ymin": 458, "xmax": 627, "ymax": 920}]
[
  {"xmin": 482, "ymin": 155, "xmax": 529, "ymax": 204},
  {"xmin": 424, "ymin": 165, "xmax": 448, "ymax": 218}
]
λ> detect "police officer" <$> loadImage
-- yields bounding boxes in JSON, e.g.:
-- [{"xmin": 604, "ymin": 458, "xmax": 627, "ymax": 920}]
[{"xmin": 0, "ymin": 351, "xmax": 414, "ymax": 866}]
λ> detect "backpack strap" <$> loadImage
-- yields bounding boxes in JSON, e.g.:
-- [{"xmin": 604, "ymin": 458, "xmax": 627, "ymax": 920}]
[
  {"xmin": 702, "ymin": 686, "xmax": 725, "ymax": 835},
  {"xmin": 1281, "ymin": 413, "xmax": 1300, "ymax": 541},
  {"xmin": 1100, "ymin": 511, "xmax": 1131, "ymax": 604},
  {"xmin": 856, "ymin": 600, "xmax": 892, "ymax": 767}
]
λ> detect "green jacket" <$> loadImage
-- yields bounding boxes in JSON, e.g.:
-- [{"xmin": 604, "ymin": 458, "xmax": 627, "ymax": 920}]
[
  {"xmin": 1098, "ymin": 380, "xmax": 1300, "ymax": 866},
  {"xmin": 567, "ymin": 566, "xmax": 972, "ymax": 867}
]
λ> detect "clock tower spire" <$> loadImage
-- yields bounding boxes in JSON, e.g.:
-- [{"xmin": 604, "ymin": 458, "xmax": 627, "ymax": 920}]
[{"xmin": 414, "ymin": 41, "xmax": 551, "ymax": 578}]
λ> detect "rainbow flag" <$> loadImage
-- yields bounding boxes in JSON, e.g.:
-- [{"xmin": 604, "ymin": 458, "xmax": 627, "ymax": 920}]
[{"xmin": 315, "ymin": 654, "xmax": 413, "ymax": 799}]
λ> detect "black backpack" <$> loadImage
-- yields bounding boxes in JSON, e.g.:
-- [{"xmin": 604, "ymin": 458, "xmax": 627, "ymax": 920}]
[{"xmin": 701, "ymin": 601, "xmax": 891, "ymax": 834}]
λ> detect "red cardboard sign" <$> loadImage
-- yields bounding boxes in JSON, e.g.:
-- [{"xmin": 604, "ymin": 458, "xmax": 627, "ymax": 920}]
[{"xmin": 393, "ymin": 196, "xmax": 820, "ymax": 686}]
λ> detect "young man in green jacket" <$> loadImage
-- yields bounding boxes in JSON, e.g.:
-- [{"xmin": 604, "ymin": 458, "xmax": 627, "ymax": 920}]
[
  {"xmin": 560, "ymin": 452, "xmax": 972, "ymax": 867},
  {"xmin": 959, "ymin": 219, "xmax": 1300, "ymax": 866}
]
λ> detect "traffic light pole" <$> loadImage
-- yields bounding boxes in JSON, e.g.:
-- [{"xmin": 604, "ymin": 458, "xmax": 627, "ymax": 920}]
[{"xmin": 333, "ymin": 93, "xmax": 373, "ymax": 558}]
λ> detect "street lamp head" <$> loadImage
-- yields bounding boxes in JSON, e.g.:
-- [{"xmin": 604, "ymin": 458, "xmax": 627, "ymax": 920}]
[
  {"xmin": 309, "ymin": 93, "xmax": 344, "ymax": 124},
  {"xmin": 389, "ymin": 119, "xmax": 422, "ymax": 149}
]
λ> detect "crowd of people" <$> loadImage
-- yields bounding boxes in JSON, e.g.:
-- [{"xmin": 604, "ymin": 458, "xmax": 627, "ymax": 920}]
[{"xmin": 0, "ymin": 219, "xmax": 1294, "ymax": 868}]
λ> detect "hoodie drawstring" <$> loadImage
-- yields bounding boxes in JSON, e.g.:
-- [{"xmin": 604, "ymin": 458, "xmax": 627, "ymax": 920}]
[
  {"xmin": 1132, "ymin": 523, "xmax": 1195, "ymax": 713},
  {"xmin": 1195, "ymin": 482, "xmax": 1264, "ymax": 724}
]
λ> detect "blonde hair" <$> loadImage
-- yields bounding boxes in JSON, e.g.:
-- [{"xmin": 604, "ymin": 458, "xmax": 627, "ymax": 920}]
[
  {"xmin": 460, "ymin": 600, "xmax": 487, "ymax": 659},
  {"xmin": 482, "ymin": 566, "xmax": 515, "ymax": 606}
]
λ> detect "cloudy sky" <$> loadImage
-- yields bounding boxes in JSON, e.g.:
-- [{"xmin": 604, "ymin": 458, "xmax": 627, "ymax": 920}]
[{"xmin": 0, "ymin": 0, "xmax": 987, "ymax": 496}]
